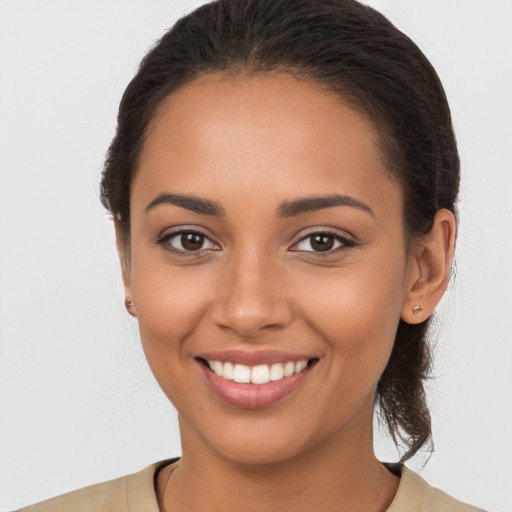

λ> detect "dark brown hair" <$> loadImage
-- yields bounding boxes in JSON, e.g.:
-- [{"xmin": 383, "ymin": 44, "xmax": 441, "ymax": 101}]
[{"xmin": 101, "ymin": 0, "xmax": 459, "ymax": 463}]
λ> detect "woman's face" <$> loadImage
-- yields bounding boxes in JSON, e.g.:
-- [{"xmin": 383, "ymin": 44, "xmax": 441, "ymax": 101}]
[{"xmin": 123, "ymin": 73, "xmax": 416, "ymax": 464}]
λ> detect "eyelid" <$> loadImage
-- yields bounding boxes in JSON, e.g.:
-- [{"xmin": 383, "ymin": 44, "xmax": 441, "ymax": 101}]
[
  {"xmin": 155, "ymin": 226, "xmax": 356, "ymax": 258},
  {"xmin": 289, "ymin": 229, "xmax": 356, "ymax": 254},
  {"xmin": 156, "ymin": 227, "xmax": 221, "ymax": 256}
]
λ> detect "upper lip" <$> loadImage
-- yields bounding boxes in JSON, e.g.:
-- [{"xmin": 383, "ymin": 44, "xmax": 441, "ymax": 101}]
[{"xmin": 196, "ymin": 349, "xmax": 316, "ymax": 366}]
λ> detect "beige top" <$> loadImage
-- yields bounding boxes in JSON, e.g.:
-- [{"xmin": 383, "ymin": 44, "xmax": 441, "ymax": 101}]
[{"xmin": 17, "ymin": 459, "xmax": 486, "ymax": 512}]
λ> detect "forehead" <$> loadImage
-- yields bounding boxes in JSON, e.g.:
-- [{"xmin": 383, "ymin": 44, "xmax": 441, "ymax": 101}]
[{"xmin": 133, "ymin": 72, "xmax": 402, "ymax": 219}]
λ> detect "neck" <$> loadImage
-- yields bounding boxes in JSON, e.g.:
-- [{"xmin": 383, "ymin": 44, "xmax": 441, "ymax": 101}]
[{"xmin": 159, "ymin": 407, "xmax": 399, "ymax": 512}]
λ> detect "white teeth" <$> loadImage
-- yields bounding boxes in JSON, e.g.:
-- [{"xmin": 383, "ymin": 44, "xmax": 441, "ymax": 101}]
[
  {"xmin": 294, "ymin": 360, "xmax": 307, "ymax": 373},
  {"xmin": 269, "ymin": 363, "xmax": 284, "ymax": 381},
  {"xmin": 206, "ymin": 359, "xmax": 311, "ymax": 385},
  {"xmin": 233, "ymin": 364, "xmax": 251, "ymax": 383},
  {"xmin": 223, "ymin": 361, "xmax": 234, "ymax": 380},
  {"xmin": 284, "ymin": 361, "xmax": 295, "ymax": 377},
  {"xmin": 251, "ymin": 364, "xmax": 270, "ymax": 384},
  {"xmin": 213, "ymin": 360, "xmax": 223, "ymax": 376}
]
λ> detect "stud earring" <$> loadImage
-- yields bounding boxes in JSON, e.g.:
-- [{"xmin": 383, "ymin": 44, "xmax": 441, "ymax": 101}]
[
  {"xmin": 412, "ymin": 304, "xmax": 423, "ymax": 316},
  {"xmin": 125, "ymin": 297, "xmax": 136, "ymax": 316}
]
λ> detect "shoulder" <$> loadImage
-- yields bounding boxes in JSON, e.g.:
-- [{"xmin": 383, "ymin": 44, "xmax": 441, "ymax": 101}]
[
  {"xmin": 16, "ymin": 473, "xmax": 131, "ymax": 512},
  {"xmin": 387, "ymin": 466, "xmax": 487, "ymax": 512},
  {"xmin": 15, "ymin": 459, "xmax": 175, "ymax": 512}
]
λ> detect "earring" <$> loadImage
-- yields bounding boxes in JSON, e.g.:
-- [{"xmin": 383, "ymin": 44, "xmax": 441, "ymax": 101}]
[
  {"xmin": 125, "ymin": 297, "xmax": 136, "ymax": 316},
  {"xmin": 412, "ymin": 305, "xmax": 423, "ymax": 316}
]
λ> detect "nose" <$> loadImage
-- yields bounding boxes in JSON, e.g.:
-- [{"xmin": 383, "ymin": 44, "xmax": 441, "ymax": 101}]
[{"xmin": 210, "ymin": 247, "xmax": 294, "ymax": 339}]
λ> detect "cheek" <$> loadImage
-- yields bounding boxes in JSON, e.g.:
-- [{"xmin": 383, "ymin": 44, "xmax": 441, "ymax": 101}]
[
  {"xmin": 129, "ymin": 257, "xmax": 219, "ymax": 409},
  {"xmin": 129, "ymin": 252, "xmax": 216, "ymax": 358},
  {"xmin": 295, "ymin": 256, "xmax": 406, "ymax": 377},
  {"xmin": 290, "ymin": 267, "xmax": 405, "ymax": 435}
]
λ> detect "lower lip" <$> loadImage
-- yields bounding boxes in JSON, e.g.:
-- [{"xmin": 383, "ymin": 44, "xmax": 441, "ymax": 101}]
[{"xmin": 198, "ymin": 362, "xmax": 314, "ymax": 409}]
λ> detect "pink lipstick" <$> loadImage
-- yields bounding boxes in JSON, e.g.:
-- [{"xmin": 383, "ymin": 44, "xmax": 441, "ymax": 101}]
[{"xmin": 196, "ymin": 350, "xmax": 317, "ymax": 409}]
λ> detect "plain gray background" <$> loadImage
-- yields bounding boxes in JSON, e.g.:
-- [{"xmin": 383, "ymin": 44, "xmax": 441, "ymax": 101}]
[{"xmin": 0, "ymin": 1, "xmax": 511, "ymax": 510}]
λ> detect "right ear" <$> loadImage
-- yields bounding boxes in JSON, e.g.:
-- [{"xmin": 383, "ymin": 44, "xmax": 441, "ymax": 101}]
[{"xmin": 114, "ymin": 218, "xmax": 136, "ymax": 317}]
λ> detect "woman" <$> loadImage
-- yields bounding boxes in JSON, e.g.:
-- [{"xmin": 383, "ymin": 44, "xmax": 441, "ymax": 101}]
[{"xmin": 13, "ymin": 0, "xmax": 488, "ymax": 510}]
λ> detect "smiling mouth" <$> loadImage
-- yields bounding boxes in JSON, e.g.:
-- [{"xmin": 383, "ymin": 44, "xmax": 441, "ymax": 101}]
[{"xmin": 197, "ymin": 357, "xmax": 319, "ymax": 385}]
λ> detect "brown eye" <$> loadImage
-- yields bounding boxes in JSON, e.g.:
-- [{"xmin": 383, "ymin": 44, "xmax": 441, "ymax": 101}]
[
  {"xmin": 310, "ymin": 234, "xmax": 335, "ymax": 252},
  {"xmin": 293, "ymin": 232, "xmax": 355, "ymax": 254},
  {"xmin": 181, "ymin": 232, "xmax": 205, "ymax": 251},
  {"xmin": 158, "ymin": 230, "xmax": 219, "ymax": 254}
]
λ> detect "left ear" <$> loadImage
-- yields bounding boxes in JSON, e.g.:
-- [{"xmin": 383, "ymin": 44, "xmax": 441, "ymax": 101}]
[
  {"xmin": 401, "ymin": 209, "xmax": 456, "ymax": 324},
  {"xmin": 114, "ymin": 217, "xmax": 137, "ymax": 317}
]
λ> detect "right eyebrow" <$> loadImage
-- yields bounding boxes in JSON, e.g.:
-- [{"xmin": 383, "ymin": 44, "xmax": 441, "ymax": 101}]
[
  {"xmin": 144, "ymin": 192, "xmax": 226, "ymax": 217},
  {"xmin": 277, "ymin": 193, "xmax": 374, "ymax": 218}
]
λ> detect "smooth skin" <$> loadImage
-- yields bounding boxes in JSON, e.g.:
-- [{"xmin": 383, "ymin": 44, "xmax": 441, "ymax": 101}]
[{"xmin": 116, "ymin": 73, "xmax": 456, "ymax": 512}]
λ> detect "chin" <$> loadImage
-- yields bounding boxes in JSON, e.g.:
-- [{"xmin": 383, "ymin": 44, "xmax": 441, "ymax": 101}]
[
  {"xmin": 183, "ymin": 409, "xmax": 335, "ymax": 468},
  {"xmin": 212, "ymin": 436, "xmax": 309, "ymax": 467}
]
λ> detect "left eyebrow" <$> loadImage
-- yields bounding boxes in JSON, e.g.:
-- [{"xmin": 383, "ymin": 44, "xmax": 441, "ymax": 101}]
[
  {"xmin": 144, "ymin": 192, "xmax": 225, "ymax": 216},
  {"xmin": 277, "ymin": 194, "xmax": 374, "ymax": 218}
]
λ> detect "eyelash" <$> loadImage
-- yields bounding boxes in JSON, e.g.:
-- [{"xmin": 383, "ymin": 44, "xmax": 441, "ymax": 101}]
[
  {"xmin": 292, "ymin": 230, "xmax": 356, "ymax": 257},
  {"xmin": 156, "ymin": 229, "xmax": 219, "ymax": 258},
  {"xmin": 156, "ymin": 229, "xmax": 356, "ymax": 258}
]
